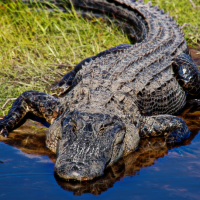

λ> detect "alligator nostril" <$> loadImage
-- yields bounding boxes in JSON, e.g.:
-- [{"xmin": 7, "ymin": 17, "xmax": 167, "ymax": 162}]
[
  {"xmin": 55, "ymin": 161, "xmax": 105, "ymax": 181},
  {"xmin": 71, "ymin": 166, "xmax": 79, "ymax": 171}
]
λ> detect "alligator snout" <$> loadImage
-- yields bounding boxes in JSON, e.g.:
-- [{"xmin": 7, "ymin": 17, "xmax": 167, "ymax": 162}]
[
  {"xmin": 55, "ymin": 160, "xmax": 105, "ymax": 181},
  {"xmin": 54, "ymin": 111, "xmax": 126, "ymax": 181}
]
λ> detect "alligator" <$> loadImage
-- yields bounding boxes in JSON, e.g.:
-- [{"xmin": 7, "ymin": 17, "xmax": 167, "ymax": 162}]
[{"xmin": 0, "ymin": 0, "xmax": 200, "ymax": 181}]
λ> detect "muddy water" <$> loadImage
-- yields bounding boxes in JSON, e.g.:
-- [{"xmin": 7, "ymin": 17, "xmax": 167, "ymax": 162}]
[{"xmin": 0, "ymin": 48, "xmax": 200, "ymax": 199}]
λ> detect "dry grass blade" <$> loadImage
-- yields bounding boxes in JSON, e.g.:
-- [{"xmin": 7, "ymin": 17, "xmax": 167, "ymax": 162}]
[
  {"xmin": 2, "ymin": 98, "xmax": 17, "ymax": 116},
  {"xmin": 188, "ymin": 0, "xmax": 197, "ymax": 9}
]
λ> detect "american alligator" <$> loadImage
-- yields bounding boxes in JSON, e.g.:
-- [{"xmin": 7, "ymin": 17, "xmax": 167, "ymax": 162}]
[{"xmin": 0, "ymin": 0, "xmax": 200, "ymax": 181}]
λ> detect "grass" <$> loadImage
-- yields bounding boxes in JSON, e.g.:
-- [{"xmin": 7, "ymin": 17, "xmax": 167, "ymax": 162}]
[{"xmin": 0, "ymin": 0, "xmax": 199, "ymax": 116}]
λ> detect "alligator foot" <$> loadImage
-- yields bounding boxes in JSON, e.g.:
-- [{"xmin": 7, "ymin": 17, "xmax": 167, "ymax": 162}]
[
  {"xmin": 138, "ymin": 115, "xmax": 190, "ymax": 144},
  {"xmin": 166, "ymin": 128, "xmax": 190, "ymax": 144},
  {"xmin": 173, "ymin": 53, "xmax": 200, "ymax": 97},
  {"xmin": 0, "ymin": 126, "xmax": 8, "ymax": 137}
]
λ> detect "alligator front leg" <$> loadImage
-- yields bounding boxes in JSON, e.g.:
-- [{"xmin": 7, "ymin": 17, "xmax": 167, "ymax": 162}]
[
  {"xmin": 0, "ymin": 91, "xmax": 63, "ymax": 137},
  {"xmin": 137, "ymin": 115, "xmax": 190, "ymax": 144},
  {"xmin": 173, "ymin": 53, "xmax": 200, "ymax": 97},
  {"xmin": 51, "ymin": 56, "xmax": 94, "ymax": 94}
]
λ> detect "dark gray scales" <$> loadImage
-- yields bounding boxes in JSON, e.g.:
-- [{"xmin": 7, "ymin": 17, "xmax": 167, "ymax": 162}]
[{"xmin": 0, "ymin": 0, "xmax": 200, "ymax": 181}]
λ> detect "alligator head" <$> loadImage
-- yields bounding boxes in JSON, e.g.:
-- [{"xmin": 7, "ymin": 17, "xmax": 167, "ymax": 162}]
[{"xmin": 54, "ymin": 111, "xmax": 139, "ymax": 181}]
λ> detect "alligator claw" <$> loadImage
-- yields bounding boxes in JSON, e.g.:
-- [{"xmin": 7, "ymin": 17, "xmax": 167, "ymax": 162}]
[
  {"xmin": 51, "ymin": 84, "xmax": 60, "ymax": 91},
  {"xmin": 51, "ymin": 70, "xmax": 76, "ymax": 95},
  {"xmin": 0, "ymin": 127, "xmax": 8, "ymax": 138},
  {"xmin": 166, "ymin": 128, "xmax": 190, "ymax": 145},
  {"xmin": 58, "ymin": 86, "xmax": 71, "ymax": 96}
]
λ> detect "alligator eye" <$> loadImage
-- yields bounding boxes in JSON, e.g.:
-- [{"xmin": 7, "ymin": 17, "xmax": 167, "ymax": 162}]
[
  {"xmin": 93, "ymin": 119, "xmax": 113, "ymax": 134},
  {"xmin": 99, "ymin": 124, "xmax": 105, "ymax": 133},
  {"xmin": 72, "ymin": 123, "xmax": 77, "ymax": 133},
  {"xmin": 61, "ymin": 117, "xmax": 77, "ymax": 134},
  {"xmin": 67, "ymin": 120, "xmax": 77, "ymax": 133},
  {"xmin": 99, "ymin": 121, "xmax": 113, "ymax": 133}
]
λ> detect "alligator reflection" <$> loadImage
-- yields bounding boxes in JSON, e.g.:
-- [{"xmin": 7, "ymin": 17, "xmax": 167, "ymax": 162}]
[
  {"xmin": 0, "ymin": 102, "xmax": 200, "ymax": 196},
  {"xmin": 0, "ymin": 120, "xmax": 56, "ymax": 163},
  {"xmin": 55, "ymin": 131, "xmax": 198, "ymax": 196}
]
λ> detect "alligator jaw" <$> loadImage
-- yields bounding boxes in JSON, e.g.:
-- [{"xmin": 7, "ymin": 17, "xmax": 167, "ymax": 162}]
[{"xmin": 54, "ymin": 160, "xmax": 105, "ymax": 181}]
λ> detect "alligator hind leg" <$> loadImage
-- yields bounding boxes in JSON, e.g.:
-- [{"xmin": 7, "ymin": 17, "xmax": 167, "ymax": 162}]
[
  {"xmin": 137, "ymin": 53, "xmax": 200, "ymax": 144},
  {"xmin": 136, "ymin": 114, "xmax": 190, "ymax": 144},
  {"xmin": 173, "ymin": 53, "xmax": 200, "ymax": 97},
  {"xmin": 0, "ymin": 91, "xmax": 63, "ymax": 137}
]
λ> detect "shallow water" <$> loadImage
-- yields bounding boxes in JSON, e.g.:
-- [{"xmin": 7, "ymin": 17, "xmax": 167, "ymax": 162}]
[{"xmin": 0, "ymin": 48, "xmax": 200, "ymax": 199}]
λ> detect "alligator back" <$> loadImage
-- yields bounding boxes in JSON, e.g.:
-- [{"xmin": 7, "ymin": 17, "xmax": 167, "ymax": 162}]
[{"xmin": 63, "ymin": 0, "xmax": 187, "ymax": 117}]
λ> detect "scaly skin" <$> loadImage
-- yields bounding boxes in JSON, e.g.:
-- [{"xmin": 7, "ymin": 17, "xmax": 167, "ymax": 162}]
[{"xmin": 0, "ymin": 0, "xmax": 199, "ymax": 181}]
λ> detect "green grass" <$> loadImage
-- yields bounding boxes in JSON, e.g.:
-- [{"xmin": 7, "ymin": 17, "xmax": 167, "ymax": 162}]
[{"xmin": 0, "ymin": 0, "xmax": 199, "ymax": 115}]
